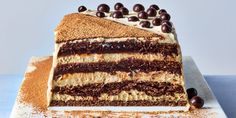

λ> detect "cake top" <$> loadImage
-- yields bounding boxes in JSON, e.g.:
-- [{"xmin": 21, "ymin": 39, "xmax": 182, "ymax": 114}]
[{"xmin": 55, "ymin": 3, "xmax": 176, "ymax": 43}]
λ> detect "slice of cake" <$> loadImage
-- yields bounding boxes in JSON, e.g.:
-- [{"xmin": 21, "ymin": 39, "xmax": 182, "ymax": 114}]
[{"xmin": 47, "ymin": 3, "xmax": 190, "ymax": 111}]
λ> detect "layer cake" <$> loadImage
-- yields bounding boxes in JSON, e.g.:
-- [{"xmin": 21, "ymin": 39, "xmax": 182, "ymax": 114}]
[{"xmin": 47, "ymin": 3, "xmax": 190, "ymax": 111}]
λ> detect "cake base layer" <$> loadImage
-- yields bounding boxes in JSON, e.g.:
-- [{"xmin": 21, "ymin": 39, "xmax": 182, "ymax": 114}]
[
  {"xmin": 50, "ymin": 100, "xmax": 187, "ymax": 106},
  {"xmin": 48, "ymin": 106, "xmax": 189, "ymax": 112}
]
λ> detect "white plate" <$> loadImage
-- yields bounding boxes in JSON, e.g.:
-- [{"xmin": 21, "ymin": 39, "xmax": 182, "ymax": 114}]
[{"xmin": 10, "ymin": 56, "xmax": 227, "ymax": 118}]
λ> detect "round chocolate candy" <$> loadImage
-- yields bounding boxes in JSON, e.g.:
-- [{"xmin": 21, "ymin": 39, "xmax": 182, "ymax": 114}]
[
  {"xmin": 187, "ymin": 88, "xmax": 198, "ymax": 99},
  {"xmin": 152, "ymin": 18, "xmax": 161, "ymax": 26},
  {"xmin": 96, "ymin": 12, "xmax": 105, "ymax": 18},
  {"xmin": 78, "ymin": 6, "xmax": 87, "ymax": 12},
  {"xmin": 128, "ymin": 16, "xmax": 139, "ymax": 22},
  {"xmin": 147, "ymin": 8, "xmax": 157, "ymax": 17},
  {"xmin": 120, "ymin": 7, "xmax": 129, "ymax": 15},
  {"xmin": 112, "ymin": 11, "xmax": 123, "ymax": 18},
  {"xmin": 160, "ymin": 13, "xmax": 171, "ymax": 21},
  {"xmin": 138, "ymin": 11, "xmax": 148, "ymax": 19},
  {"xmin": 149, "ymin": 4, "xmax": 159, "ymax": 10},
  {"xmin": 139, "ymin": 21, "xmax": 151, "ymax": 28},
  {"xmin": 114, "ymin": 2, "xmax": 124, "ymax": 10},
  {"xmin": 161, "ymin": 20, "xmax": 172, "ymax": 27},
  {"xmin": 161, "ymin": 24, "xmax": 172, "ymax": 33},
  {"xmin": 97, "ymin": 4, "xmax": 110, "ymax": 13},
  {"xmin": 133, "ymin": 4, "xmax": 145, "ymax": 12},
  {"xmin": 190, "ymin": 96, "xmax": 204, "ymax": 109},
  {"xmin": 159, "ymin": 9, "xmax": 167, "ymax": 14}
]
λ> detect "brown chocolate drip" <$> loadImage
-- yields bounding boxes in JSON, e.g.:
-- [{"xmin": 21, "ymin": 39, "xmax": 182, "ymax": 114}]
[
  {"xmin": 50, "ymin": 100, "xmax": 187, "ymax": 106},
  {"xmin": 53, "ymin": 59, "xmax": 182, "ymax": 78},
  {"xmin": 57, "ymin": 39, "xmax": 179, "ymax": 56},
  {"xmin": 52, "ymin": 81, "xmax": 184, "ymax": 97}
]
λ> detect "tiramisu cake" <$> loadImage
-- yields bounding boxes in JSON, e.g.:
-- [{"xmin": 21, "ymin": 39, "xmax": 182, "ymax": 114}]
[{"xmin": 47, "ymin": 3, "xmax": 190, "ymax": 111}]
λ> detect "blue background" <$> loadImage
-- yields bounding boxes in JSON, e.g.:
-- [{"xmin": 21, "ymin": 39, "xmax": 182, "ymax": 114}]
[{"xmin": 0, "ymin": 0, "xmax": 236, "ymax": 75}]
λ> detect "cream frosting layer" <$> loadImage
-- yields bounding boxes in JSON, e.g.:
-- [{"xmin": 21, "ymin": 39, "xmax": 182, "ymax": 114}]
[
  {"xmin": 53, "ymin": 71, "xmax": 183, "ymax": 87},
  {"xmin": 52, "ymin": 90, "xmax": 187, "ymax": 102},
  {"xmin": 57, "ymin": 36, "xmax": 167, "ymax": 44},
  {"xmin": 57, "ymin": 53, "xmax": 181, "ymax": 65}
]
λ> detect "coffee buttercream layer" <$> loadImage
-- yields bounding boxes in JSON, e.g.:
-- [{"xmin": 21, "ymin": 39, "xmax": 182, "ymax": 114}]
[
  {"xmin": 53, "ymin": 71, "xmax": 183, "ymax": 87},
  {"xmin": 50, "ymin": 90, "xmax": 188, "ymax": 106},
  {"xmin": 57, "ymin": 53, "xmax": 181, "ymax": 64}
]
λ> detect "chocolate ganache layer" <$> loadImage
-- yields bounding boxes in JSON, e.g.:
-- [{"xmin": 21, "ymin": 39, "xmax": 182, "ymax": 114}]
[
  {"xmin": 52, "ymin": 81, "xmax": 184, "ymax": 97},
  {"xmin": 57, "ymin": 39, "xmax": 179, "ymax": 57},
  {"xmin": 50, "ymin": 100, "xmax": 188, "ymax": 106},
  {"xmin": 53, "ymin": 58, "xmax": 182, "ymax": 78}
]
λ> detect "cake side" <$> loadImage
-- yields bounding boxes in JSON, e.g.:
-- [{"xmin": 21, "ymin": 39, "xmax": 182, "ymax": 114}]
[
  {"xmin": 49, "ymin": 39, "xmax": 187, "ymax": 107},
  {"xmin": 47, "ymin": 4, "xmax": 190, "ymax": 111}
]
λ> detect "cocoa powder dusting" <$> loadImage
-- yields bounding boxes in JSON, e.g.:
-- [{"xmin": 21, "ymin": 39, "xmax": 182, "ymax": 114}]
[
  {"xmin": 55, "ymin": 13, "xmax": 162, "ymax": 43},
  {"xmin": 19, "ymin": 57, "xmax": 52, "ymax": 112}
]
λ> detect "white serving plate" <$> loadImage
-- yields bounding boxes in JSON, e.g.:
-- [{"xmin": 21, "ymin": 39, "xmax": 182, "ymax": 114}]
[{"xmin": 10, "ymin": 56, "xmax": 227, "ymax": 118}]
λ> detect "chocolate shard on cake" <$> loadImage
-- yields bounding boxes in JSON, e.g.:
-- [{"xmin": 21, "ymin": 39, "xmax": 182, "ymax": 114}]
[{"xmin": 47, "ymin": 4, "xmax": 190, "ymax": 112}]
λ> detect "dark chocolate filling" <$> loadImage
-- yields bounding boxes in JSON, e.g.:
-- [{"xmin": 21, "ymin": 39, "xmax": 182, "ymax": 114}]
[
  {"xmin": 50, "ymin": 100, "xmax": 188, "ymax": 106},
  {"xmin": 53, "ymin": 58, "xmax": 182, "ymax": 78},
  {"xmin": 57, "ymin": 39, "xmax": 179, "ymax": 57},
  {"xmin": 52, "ymin": 81, "xmax": 184, "ymax": 97}
]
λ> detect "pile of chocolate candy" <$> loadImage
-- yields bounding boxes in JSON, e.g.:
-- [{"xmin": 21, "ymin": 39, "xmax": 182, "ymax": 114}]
[
  {"xmin": 187, "ymin": 88, "xmax": 204, "ymax": 109},
  {"xmin": 78, "ymin": 3, "xmax": 173, "ymax": 33}
]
